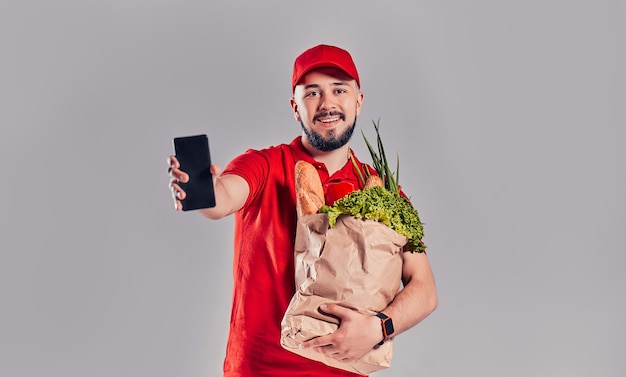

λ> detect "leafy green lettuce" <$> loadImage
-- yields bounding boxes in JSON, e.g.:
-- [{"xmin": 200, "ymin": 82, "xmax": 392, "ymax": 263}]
[{"xmin": 320, "ymin": 186, "xmax": 426, "ymax": 253}]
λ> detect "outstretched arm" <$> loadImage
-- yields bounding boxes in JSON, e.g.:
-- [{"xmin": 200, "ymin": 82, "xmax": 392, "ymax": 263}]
[{"xmin": 168, "ymin": 155, "xmax": 249, "ymax": 219}]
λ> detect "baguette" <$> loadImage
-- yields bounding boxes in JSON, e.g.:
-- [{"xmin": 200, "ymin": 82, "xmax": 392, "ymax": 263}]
[{"xmin": 295, "ymin": 160, "xmax": 325, "ymax": 216}]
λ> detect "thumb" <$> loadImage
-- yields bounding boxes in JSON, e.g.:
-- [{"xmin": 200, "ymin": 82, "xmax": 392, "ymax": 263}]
[{"xmin": 210, "ymin": 164, "xmax": 221, "ymax": 176}]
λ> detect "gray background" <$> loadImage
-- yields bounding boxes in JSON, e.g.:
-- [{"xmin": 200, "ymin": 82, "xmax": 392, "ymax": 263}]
[{"xmin": 1, "ymin": 1, "xmax": 624, "ymax": 376}]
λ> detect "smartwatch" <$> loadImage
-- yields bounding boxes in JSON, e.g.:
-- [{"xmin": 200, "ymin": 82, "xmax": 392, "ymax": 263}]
[{"xmin": 375, "ymin": 312, "xmax": 395, "ymax": 345}]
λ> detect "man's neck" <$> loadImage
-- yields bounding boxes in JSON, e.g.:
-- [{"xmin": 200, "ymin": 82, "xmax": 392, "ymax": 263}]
[{"xmin": 301, "ymin": 139, "xmax": 351, "ymax": 176}]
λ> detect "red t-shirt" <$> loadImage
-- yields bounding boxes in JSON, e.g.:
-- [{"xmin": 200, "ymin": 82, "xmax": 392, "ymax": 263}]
[{"xmin": 220, "ymin": 137, "xmax": 375, "ymax": 377}]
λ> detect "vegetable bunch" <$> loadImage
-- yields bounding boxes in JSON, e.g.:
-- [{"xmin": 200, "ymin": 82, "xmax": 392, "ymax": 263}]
[{"xmin": 320, "ymin": 120, "xmax": 427, "ymax": 253}]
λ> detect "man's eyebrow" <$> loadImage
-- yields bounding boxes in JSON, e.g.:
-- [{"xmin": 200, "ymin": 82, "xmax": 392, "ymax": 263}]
[{"xmin": 303, "ymin": 81, "xmax": 349, "ymax": 90}]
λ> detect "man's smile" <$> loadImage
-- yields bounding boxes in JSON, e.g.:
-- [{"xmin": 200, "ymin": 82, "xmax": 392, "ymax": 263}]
[{"xmin": 314, "ymin": 111, "xmax": 345, "ymax": 125}]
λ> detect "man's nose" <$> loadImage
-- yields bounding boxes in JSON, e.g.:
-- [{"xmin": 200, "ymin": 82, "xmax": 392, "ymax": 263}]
[{"xmin": 318, "ymin": 93, "xmax": 337, "ymax": 111}]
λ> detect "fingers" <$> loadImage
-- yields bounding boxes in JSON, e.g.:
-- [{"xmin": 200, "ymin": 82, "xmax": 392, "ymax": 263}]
[
  {"xmin": 168, "ymin": 155, "xmax": 188, "ymax": 210},
  {"xmin": 171, "ymin": 170, "xmax": 188, "ymax": 183},
  {"xmin": 173, "ymin": 198, "xmax": 183, "ymax": 211},
  {"xmin": 302, "ymin": 337, "xmax": 338, "ymax": 357},
  {"xmin": 168, "ymin": 181, "xmax": 184, "ymax": 210},
  {"xmin": 319, "ymin": 303, "xmax": 353, "ymax": 320},
  {"xmin": 167, "ymin": 156, "xmax": 189, "ymax": 183},
  {"xmin": 168, "ymin": 158, "xmax": 219, "ymax": 211},
  {"xmin": 302, "ymin": 304, "xmax": 378, "ymax": 362},
  {"xmin": 302, "ymin": 335, "xmax": 355, "ymax": 362},
  {"xmin": 169, "ymin": 181, "xmax": 187, "ymax": 199},
  {"xmin": 302, "ymin": 333, "xmax": 335, "ymax": 348},
  {"xmin": 167, "ymin": 155, "xmax": 180, "ymax": 169}
]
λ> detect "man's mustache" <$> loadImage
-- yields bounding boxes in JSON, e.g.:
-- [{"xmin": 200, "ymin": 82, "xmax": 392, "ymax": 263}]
[{"xmin": 313, "ymin": 111, "xmax": 346, "ymax": 122}]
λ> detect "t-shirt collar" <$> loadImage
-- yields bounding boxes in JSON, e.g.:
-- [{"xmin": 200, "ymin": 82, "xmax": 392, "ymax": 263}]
[{"xmin": 288, "ymin": 136, "xmax": 367, "ymax": 185}]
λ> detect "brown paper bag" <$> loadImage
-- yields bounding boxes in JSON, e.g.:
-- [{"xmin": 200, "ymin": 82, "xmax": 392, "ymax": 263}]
[{"xmin": 280, "ymin": 213, "xmax": 407, "ymax": 375}]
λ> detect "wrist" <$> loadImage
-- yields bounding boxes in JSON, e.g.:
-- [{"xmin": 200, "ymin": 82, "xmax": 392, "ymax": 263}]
[{"xmin": 375, "ymin": 312, "xmax": 395, "ymax": 345}]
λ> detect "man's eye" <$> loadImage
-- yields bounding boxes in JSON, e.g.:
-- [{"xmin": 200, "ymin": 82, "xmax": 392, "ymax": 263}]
[
  {"xmin": 305, "ymin": 91, "xmax": 320, "ymax": 97},
  {"xmin": 335, "ymin": 89, "xmax": 347, "ymax": 94}
]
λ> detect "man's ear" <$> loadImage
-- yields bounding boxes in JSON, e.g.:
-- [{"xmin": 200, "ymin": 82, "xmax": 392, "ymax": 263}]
[
  {"xmin": 290, "ymin": 97, "xmax": 301, "ymax": 121},
  {"xmin": 355, "ymin": 91, "xmax": 364, "ymax": 116}
]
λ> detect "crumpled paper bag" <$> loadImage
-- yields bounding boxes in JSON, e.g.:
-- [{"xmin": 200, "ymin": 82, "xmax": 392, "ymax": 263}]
[{"xmin": 280, "ymin": 213, "xmax": 407, "ymax": 375}]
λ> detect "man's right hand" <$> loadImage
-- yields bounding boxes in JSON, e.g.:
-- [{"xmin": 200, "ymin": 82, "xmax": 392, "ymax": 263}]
[
  {"xmin": 168, "ymin": 154, "xmax": 247, "ymax": 218},
  {"xmin": 168, "ymin": 155, "xmax": 224, "ymax": 212}
]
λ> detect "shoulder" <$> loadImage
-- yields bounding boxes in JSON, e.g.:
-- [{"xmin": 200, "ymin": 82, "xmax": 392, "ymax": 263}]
[{"xmin": 222, "ymin": 140, "xmax": 299, "ymax": 189}]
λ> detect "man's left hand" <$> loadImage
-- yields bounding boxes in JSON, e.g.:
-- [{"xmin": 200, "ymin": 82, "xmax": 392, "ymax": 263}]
[{"xmin": 301, "ymin": 303, "xmax": 382, "ymax": 363}]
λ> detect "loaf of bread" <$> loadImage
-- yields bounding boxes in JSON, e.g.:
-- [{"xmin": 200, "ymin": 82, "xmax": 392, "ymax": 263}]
[{"xmin": 295, "ymin": 160, "xmax": 325, "ymax": 216}]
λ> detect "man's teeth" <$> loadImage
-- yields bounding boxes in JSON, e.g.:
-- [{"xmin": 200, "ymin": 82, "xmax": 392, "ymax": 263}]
[{"xmin": 320, "ymin": 117, "xmax": 340, "ymax": 123}]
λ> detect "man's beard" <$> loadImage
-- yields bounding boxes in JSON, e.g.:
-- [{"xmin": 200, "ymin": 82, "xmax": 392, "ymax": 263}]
[{"xmin": 301, "ymin": 113, "xmax": 357, "ymax": 152}]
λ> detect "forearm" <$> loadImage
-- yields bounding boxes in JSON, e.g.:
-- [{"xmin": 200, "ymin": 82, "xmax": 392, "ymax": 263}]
[
  {"xmin": 383, "ymin": 253, "xmax": 437, "ymax": 336},
  {"xmin": 198, "ymin": 174, "xmax": 249, "ymax": 219}
]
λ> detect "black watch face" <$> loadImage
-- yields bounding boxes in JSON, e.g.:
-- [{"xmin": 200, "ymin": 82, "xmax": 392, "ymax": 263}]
[{"xmin": 383, "ymin": 318, "xmax": 394, "ymax": 336}]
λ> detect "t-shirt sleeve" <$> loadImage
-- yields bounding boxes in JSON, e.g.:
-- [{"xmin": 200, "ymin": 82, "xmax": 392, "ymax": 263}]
[{"xmin": 221, "ymin": 149, "xmax": 269, "ymax": 208}]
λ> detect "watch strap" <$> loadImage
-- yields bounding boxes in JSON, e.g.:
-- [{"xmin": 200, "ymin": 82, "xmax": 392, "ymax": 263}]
[{"xmin": 375, "ymin": 312, "xmax": 394, "ymax": 346}]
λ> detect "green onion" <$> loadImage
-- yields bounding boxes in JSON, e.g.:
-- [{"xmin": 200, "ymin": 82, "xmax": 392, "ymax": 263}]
[{"xmin": 361, "ymin": 119, "xmax": 399, "ymax": 194}]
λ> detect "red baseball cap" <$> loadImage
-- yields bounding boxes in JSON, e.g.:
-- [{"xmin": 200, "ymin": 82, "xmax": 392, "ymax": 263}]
[{"xmin": 291, "ymin": 44, "xmax": 360, "ymax": 92}]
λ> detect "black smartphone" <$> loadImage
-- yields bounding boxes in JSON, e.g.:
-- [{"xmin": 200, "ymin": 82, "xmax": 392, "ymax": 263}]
[{"xmin": 173, "ymin": 134, "xmax": 216, "ymax": 211}]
